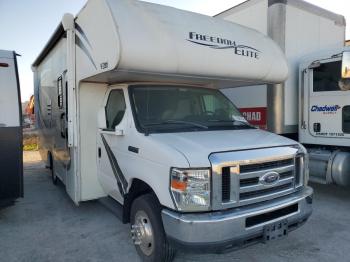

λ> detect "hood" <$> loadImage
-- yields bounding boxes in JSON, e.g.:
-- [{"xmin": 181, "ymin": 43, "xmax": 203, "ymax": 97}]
[{"xmin": 151, "ymin": 129, "xmax": 298, "ymax": 167}]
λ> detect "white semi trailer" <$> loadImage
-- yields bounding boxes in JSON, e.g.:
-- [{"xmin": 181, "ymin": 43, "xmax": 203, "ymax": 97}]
[
  {"xmin": 0, "ymin": 50, "xmax": 23, "ymax": 207},
  {"xmin": 33, "ymin": 0, "xmax": 313, "ymax": 261},
  {"xmin": 218, "ymin": 0, "xmax": 350, "ymax": 186}
]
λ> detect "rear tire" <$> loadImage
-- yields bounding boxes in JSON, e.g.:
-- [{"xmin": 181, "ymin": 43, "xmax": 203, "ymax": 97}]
[
  {"xmin": 49, "ymin": 153, "xmax": 58, "ymax": 186},
  {"xmin": 130, "ymin": 194, "xmax": 176, "ymax": 262}
]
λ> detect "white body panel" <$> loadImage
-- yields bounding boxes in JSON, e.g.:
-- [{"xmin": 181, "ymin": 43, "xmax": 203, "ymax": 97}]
[
  {"xmin": 73, "ymin": 0, "xmax": 288, "ymax": 86},
  {"xmin": 217, "ymin": 0, "xmax": 345, "ymax": 133},
  {"xmin": 34, "ymin": 38, "xmax": 79, "ymax": 203},
  {"xmin": 151, "ymin": 128, "xmax": 297, "ymax": 167},
  {"xmin": 79, "ymin": 83, "xmax": 107, "ymax": 200},
  {"xmin": 0, "ymin": 50, "xmax": 20, "ymax": 127},
  {"xmin": 283, "ymin": 4, "xmax": 345, "ymax": 128},
  {"xmin": 216, "ymin": 0, "xmax": 268, "ymax": 35}
]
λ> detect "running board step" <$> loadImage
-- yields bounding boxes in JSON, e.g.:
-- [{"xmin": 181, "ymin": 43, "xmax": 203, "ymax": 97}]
[{"xmin": 99, "ymin": 197, "xmax": 123, "ymax": 222}]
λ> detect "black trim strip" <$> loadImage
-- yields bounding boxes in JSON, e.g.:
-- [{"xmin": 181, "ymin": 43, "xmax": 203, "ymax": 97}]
[
  {"xmin": 12, "ymin": 52, "xmax": 23, "ymax": 198},
  {"xmin": 0, "ymin": 127, "xmax": 23, "ymax": 200},
  {"xmin": 101, "ymin": 134, "xmax": 128, "ymax": 196},
  {"xmin": 75, "ymin": 35, "xmax": 97, "ymax": 69},
  {"xmin": 75, "ymin": 23, "xmax": 93, "ymax": 49}
]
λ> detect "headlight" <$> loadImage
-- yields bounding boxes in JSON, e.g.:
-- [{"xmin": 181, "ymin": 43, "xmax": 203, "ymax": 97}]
[{"xmin": 170, "ymin": 168, "xmax": 210, "ymax": 212}]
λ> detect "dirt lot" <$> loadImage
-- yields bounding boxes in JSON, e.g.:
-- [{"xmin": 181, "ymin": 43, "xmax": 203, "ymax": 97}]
[{"xmin": 0, "ymin": 151, "xmax": 349, "ymax": 262}]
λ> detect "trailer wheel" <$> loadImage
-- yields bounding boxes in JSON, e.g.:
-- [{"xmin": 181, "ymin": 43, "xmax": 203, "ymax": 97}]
[
  {"xmin": 45, "ymin": 151, "xmax": 52, "ymax": 169},
  {"xmin": 130, "ymin": 194, "xmax": 176, "ymax": 262},
  {"xmin": 49, "ymin": 154, "xmax": 58, "ymax": 186}
]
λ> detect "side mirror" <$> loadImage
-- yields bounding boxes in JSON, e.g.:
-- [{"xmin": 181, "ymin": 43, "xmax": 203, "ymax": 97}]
[
  {"xmin": 114, "ymin": 111, "xmax": 127, "ymax": 136},
  {"xmin": 342, "ymin": 51, "xmax": 350, "ymax": 79},
  {"xmin": 114, "ymin": 127, "xmax": 124, "ymax": 136}
]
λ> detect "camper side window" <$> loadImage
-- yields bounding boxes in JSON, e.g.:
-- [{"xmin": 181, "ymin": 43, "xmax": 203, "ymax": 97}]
[
  {"xmin": 57, "ymin": 76, "xmax": 63, "ymax": 109},
  {"xmin": 105, "ymin": 90, "xmax": 126, "ymax": 130}
]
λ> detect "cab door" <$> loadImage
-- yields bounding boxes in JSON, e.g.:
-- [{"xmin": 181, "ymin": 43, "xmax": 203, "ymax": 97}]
[
  {"xmin": 97, "ymin": 88, "xmax": 129, "ymax": 203},
  {"xmin": 52, "ymin": 73, "xmax": 70, "ymax": 184},
  {"xmin": 308, "ymin": 59, "xmax": 350, "ymax": 139}
]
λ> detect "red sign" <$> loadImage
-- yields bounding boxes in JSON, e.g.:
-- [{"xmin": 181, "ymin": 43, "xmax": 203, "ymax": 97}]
[{"xmin": 239, "ymin": 107, "xmax": 267, "ymax": 129}]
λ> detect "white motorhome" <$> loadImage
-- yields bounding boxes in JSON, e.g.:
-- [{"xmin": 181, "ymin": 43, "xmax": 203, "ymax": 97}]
[
  {"xmin": 218, "ymin": 0, "xmax": 350, "ymax": 186},
  {"xmin": 0, "ymin": 50, "xmax": 23, "ymax": 207},
  {"xmin": 33, "ymin": 0, "xmax": 312, "ymax": 261}
]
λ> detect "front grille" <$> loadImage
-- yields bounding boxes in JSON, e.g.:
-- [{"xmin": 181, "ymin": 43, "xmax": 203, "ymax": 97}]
[
  {"xmin": 240, "ymin": 183, "xmax": 293, "ymax": 201},
  {"xmin": 220, "ymin": 157, "xmax": 296, "ymax": 207},
  {"xmin": 240, "ymin": 177, "xmax": 259, "ymax": 187},
  {"xmin": 222, "ymin": 167, "xmax": 231, "ymax": 202},
  {"xmin": 239, "ymin": 159, "xmax": 293, "ymax": 173}
]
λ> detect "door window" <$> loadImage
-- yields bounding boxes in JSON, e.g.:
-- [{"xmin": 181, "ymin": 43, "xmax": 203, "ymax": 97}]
[
  {"xmin": 343, "ymin": 106, "xmax": 350, "ymax": 133},
  {"xmin": 313, "ymin": 61, "xmax": 342, "ymax": 92},
  {"xmin": 57, "ymin": 76, "xmax": 63, "ymax": 109},
  {"xmin": 105, "ymin": 90, "xmax": 126, "ymax": 130}
]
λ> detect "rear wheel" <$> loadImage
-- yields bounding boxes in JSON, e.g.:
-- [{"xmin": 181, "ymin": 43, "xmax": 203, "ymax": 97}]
[
  {"xmin": 130, "ymin": 194, "xmax": 176, "ymax": 262},
  {"xmin": 48, "ymin": 153, "xmax": 58, "ymax": 185}
]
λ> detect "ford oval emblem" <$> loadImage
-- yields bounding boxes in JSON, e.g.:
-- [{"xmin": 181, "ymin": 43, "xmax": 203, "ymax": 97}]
[{"xmin": 260, "ymin": 171, "xmax": 280, "ymax": 186}]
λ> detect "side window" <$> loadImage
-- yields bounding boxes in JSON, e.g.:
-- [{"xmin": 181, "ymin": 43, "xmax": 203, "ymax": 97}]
[
  {"xmin": 57, "ymin": 76, "xmax": 63, "ymax": 109},
  {"xmin": 313, "ymin": 61, "xmax": 342, "ymax": 92},
  {"xmin": 343, "ymin": 106, "xmax": 350, "ymax": 133},
  {"xmin": 105, "ymin": 90, "xmax": 126, "ymax": 130},
  {"xmin": 203, "ymin": 95, "xmax": 215, "ymax": 112}
]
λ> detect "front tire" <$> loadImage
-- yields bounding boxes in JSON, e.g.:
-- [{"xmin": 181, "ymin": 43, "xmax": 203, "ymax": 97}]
[{"xmin": 130, "ymin": 194, "xmax": 176, "ymax": 262}]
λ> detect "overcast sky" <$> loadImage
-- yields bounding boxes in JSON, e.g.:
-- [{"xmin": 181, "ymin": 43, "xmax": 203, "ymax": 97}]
[{"xmin": 0, "ymin": 0, "xmax": 349, "ymax": 102}]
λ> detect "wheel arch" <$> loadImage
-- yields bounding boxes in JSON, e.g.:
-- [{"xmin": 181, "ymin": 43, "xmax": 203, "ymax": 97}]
[{"xmin": 123, "ymin": 178, "xmax": 159, "ymax": 223}]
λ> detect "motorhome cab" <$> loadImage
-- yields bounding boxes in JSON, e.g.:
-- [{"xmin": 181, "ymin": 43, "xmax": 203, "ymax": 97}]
[
  {"xmin": 0, "ymin": 50, "xmax": 23, "ymax": 207},
  {"xmin": 33, "ymin": 0, "xmax": 313, "ymax": 261}
]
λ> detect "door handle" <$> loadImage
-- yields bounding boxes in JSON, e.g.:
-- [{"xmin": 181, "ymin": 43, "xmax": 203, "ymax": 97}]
[
  {"xmin": 313, "ymin": 123, "xmax": 321, "ymax": 132},
  {"xmin": 98, "ymin": 147, "xmax": 101, "ymax": 158}
]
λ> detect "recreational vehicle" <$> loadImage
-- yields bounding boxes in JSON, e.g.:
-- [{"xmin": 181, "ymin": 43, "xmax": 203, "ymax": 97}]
[
  {"xmin": 218, "ymin": 0, "xmax": 350, "ymax": 186},
  {"xmin": 0, "ymin": 50, "xmax": 23, "ymax": 207},
  {"xmin": 33, "ymin": 0, "xmax": 313, "ymax": 261}
]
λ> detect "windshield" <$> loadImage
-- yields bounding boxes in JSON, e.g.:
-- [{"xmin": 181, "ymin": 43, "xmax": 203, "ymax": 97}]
[{"xmin": 129, "ymin": 85, "xmax": 253, "ymax": 134}]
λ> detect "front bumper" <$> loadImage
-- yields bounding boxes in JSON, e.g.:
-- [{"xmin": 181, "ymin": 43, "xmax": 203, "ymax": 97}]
[{"xmin": 161, "ymin": 186, "xmax": 313, "ymax": 252}]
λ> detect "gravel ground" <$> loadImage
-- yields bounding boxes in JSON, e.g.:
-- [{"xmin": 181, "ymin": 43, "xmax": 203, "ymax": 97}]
[{"xmin": 0, "ymin": 152, "xmax": 349, "ymax": 262}]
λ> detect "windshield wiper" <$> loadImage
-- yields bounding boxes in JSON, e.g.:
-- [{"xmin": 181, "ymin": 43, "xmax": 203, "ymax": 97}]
[
  {"xmin": 208, "ymin": 119, "xmax": 254, "ymax": 127},
  {"xmin": 164, "ymin": 120, "xmax": 209, "ymax": 129},
  {"xmin": 142, "ymin": 120, "xmax": 208, "ymax": 134}
]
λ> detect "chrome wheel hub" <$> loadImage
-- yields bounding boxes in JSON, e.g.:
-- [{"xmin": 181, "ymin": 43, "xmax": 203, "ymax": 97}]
[{"xmin": 131, "ymin": 210, "xmax": 154, "ymax": 256}]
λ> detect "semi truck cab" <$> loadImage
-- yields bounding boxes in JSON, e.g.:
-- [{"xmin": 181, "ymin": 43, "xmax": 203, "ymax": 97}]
[{"xmin": 299, "ymin": 49, "xmax": 350, "ymax": 186}]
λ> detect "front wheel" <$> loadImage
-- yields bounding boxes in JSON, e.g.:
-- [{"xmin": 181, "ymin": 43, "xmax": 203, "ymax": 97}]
[{"xmin": 130, "ymin": 194, "xmax": 176, "ymax": 262}]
